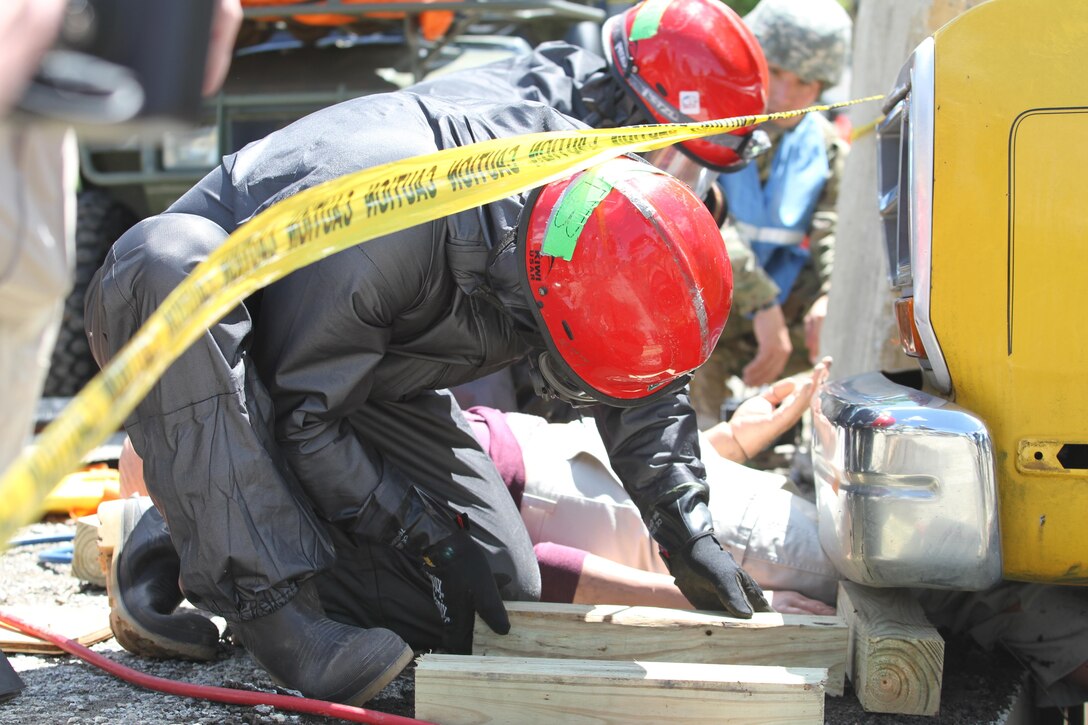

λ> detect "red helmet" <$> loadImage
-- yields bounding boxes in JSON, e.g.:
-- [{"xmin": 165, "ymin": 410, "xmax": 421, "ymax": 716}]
[
  {"xmin": 604, "ymin": 0, "xmax": 770, "ymax": 172},
  {"xmin": 519, "ymin": 157, "xmax": 733, "ymax": 406}
]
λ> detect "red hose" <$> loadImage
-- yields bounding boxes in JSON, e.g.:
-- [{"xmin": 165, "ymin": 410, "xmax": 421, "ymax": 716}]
[{"xmin": 0, "ymin": 609, "xmax": 436, "ymax": 725}]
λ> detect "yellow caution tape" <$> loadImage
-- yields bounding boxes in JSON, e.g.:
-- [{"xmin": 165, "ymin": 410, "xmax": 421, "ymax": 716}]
[
  {"xmin": 850, "ymin": 114, "xmax": 885, "ymax": 143},
  {"xmin": 0, "ymin": 95, "xmax": 882, "ymax": 543}
]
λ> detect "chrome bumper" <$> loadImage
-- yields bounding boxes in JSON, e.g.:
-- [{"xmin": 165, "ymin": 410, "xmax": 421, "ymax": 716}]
[{"xmin": 812, "ymin": 372, "xmax": 1002, "ymax": 590}]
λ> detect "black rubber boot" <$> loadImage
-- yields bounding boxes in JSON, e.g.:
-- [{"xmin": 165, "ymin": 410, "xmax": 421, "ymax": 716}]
[
  {"xmin": 108, "ymin": 499, "xmax": 222, "ymax": 661},
  {"xmin": 229, "ymin": 579, "xmax": 413, "ymax": 705}
]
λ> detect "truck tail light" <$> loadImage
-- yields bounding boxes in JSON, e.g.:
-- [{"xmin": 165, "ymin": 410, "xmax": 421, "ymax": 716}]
[{"xmin": 895, "ymin": 297, "xmax": 927, "ymax": 358}]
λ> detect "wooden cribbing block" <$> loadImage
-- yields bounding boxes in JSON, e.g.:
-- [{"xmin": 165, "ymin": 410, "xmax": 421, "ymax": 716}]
[
  {"xmin": 72, "ymin": 515, "xmax": 107, "ymax": 588},
  {"xmin": 837, "ymin": 581, "xmax": 944, "ymax": 716},
  {"xmin": 0, "ymin": 604, "xmax": 112, "ymax": 654},
  {"xmin": 416, "ymin": 654, "xmax": 826, "ymax": 725},
  {"xmin": 472, "ymin": 601, "xmax": 848, "ymax": 696}
]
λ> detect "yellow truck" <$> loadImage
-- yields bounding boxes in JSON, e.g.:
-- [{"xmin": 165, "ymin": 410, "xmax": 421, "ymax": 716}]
[{"xmin": 812, "ymin": 0, "xmax": 1088, "ymax": 589}]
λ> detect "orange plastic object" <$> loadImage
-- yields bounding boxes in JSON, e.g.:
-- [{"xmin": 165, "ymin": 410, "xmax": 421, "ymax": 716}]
[
  {"xmin": 41, "ymin": 464, "xmax": 121, "ymax": 518},
  {"xmin": 242, "ymin": 0, "xmax": 457, "ymax": 41}
]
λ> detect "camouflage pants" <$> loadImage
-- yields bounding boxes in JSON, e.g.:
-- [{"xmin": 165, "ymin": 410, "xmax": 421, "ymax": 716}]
[{"xmin": 689, "ymin": 283, "xmax": 821, "ymax": 429}]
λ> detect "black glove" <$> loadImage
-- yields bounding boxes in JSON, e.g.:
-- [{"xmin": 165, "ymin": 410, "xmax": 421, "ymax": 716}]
[
  {"xmin": 420, "ymin": 511, "xmax": 510, "ymax": 654},
  {"xmin": 648, "ymin": 487, "xmax": 771, "ymax": 618},
  {"xmin": 661, "ymin": 533, "xmax": 772, "ymax": 618},
  {"xmin": 354, "ymin": 480, "xmax": 509, "ymax": 654}
]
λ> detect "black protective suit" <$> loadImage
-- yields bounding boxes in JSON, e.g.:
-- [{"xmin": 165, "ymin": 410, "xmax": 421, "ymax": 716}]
[
  {"xmin": 412, "ymin": 42, "xmax": 650, "ymax": 421},
  {"xmin": 411, "ymin": 41, "xmax": 645, "ymax": 130},
  {"xmin": 85, "ymin": 92, "xmax": 728, "ymax": 648}
]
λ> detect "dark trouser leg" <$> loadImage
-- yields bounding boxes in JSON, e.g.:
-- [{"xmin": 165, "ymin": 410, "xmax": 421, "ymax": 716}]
[
  {"xmin": 450, "ymin": 368, "xmax": 518, "ymax": 411},
  {"xmin": 316, "ymin": 389, "xmax": 540, "ymax": 650},
  {"xmin": 84, "ymin": 213, "xmax": 334, "ymax": 620}
]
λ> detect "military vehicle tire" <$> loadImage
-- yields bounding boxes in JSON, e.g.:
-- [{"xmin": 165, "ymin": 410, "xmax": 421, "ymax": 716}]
[{"xmin": 43, "ymin": 190, "xmax": 137, "ymax": 398}]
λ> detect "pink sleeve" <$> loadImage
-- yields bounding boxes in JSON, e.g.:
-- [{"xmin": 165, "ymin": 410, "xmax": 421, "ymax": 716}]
[
  {"xmin": 533, "ymin": 541, "xmax": 588, "ymax": 604},
  {"xmin": 467, "ymin": 405, "xmax": 526, "ymax": 509}
]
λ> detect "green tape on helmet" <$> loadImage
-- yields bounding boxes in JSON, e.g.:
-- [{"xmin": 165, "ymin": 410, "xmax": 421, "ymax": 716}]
[
  {"xmin": 541, "ymin": 158, "xmax": 665, "ymax": 261},
  {"xmin": 541, "ymin": 169, "xmax": 615, "ymax": 261},
  {"xmin": 629, "ymin": 0, "xmax": 673, "ymax": 41}
]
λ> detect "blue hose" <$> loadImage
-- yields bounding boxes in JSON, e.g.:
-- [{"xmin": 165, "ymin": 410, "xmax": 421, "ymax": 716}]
[
  {"xmin": 8, "ymin": 533, "xmax": 74, "ymax": 547},
  {"xmin": 38, "ymin": 543, "xmax": 75, "ymax": 564}
]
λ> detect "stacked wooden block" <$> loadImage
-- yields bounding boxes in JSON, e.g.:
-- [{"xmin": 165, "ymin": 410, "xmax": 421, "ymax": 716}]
[
  {"xmin": 415, "ymin": 582, "xmax": 950, "ymax": 723},
  {"xmin": 415, "ymin": 602, "xmax": 848, "ymax": 724}
]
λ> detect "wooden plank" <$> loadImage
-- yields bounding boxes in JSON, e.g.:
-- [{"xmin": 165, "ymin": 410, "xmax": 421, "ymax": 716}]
[
  {"xmin": 473, "ymin": 601, "xmax": 848, "ymax": 696},
  {"xmin": 72, "ymin": 515, "xmax": 107, "ymax": 588},
  {"xmin": 416, "ymin": 654, "xmax": 826, "ymax": 725},
  {"xmin": 837, "ymin": 581, "xmax": 944, "ymax": 716},
  {"xmin": 0, "ymin": 604, "xmax": 112, "ymax": 655}
]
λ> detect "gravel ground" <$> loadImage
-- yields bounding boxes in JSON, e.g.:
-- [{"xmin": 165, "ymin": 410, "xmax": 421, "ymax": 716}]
[
  {"xmin": 0, "ymin": 520, "xmax": 414, "ymax": 725},
  {"xmin": 2, "ymin": 519, "xmax": 1028, "ymax": 724}
]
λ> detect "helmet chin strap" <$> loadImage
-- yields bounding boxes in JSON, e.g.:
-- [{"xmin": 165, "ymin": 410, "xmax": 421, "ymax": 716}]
[
  {"xmin": 528, "ymin": 352, "xmax": 598, "ymax": 407},
  {"xmin": 528, "ymin": 351, "xmax": 694, "ymax": 408},
  {"xmin": 580, "ymin": 67, "xmax": 647, "ymax": 130}
]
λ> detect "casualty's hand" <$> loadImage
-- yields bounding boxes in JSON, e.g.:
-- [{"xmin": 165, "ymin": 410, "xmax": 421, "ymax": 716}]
[
  {"xmin": 744, "ymin": 304, "xmax": 792, "ymax": 387},
  {"xmin": 705, "ymin": 358, "xmax": 830, "ymax": 462},
  {"xmin": 667, "ymin": 535, "xmax": 771, "ymax": 618},
  {"xmin": 803, "ymin": 294, "xmax": 829, "ymax": 364},
  {"xmin": 422, "ymin": 512, "xmax": 510, "ymax": 654},
  {"xmin": 766, "ymin": 590, "xmax": 836, "ymax": 616}
]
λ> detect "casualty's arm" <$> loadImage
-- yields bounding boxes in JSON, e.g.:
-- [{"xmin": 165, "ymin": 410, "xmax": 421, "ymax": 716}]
[
  {"xmin": 593, "ymin": 395, "xmax": 771, "ymax": 617},
  {"xmin": 704, "ymin": 359, "xmax": 825, "ymax": 462},
  {"xmin": 534, "ymin": 541, "xmax": 693, "ymax": 609}
]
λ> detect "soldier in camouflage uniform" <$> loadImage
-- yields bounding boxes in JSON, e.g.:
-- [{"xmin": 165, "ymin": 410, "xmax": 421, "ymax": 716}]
[{"xmin": 689, "ymin": 0, "xmax": 852, "ymax": 429}]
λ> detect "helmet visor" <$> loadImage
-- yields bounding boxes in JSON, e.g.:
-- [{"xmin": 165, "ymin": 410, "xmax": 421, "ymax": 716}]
[{"xmin": 643, "ymin": 147, "xmax": 714, "ymax": 198}]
